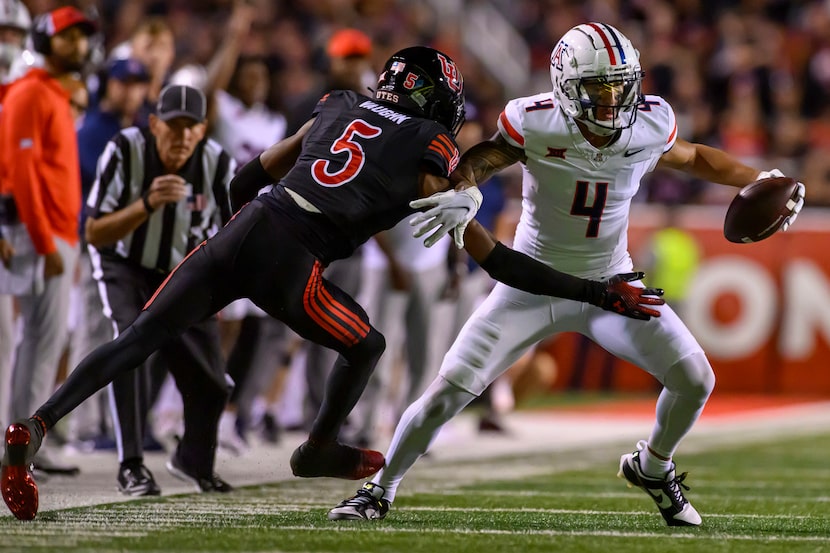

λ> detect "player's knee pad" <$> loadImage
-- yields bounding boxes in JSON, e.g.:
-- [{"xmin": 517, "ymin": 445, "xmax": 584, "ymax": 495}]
[{"xmin": 664, "ymin": 351, "xmax": 715, "ymax": 403}]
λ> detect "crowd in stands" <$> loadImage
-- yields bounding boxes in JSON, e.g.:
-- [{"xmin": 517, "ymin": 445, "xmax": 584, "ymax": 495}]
[{"xmin": 87, "ymin": 0, "xmax": 830, "ymax": 206}]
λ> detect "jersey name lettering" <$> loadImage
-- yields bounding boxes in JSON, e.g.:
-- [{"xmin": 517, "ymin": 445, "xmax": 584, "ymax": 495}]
[{"xmin": 358, "ymin": 101, "xmax": 410, "ymax": 124}]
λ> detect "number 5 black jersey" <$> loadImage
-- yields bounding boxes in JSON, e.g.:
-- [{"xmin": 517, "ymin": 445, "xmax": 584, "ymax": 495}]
[{"xmin": 260, "ymin": 90, "xmax": 460, "ymax": 263}]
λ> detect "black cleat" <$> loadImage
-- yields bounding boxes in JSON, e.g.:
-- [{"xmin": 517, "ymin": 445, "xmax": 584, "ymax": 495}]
[
  {"xmin": 117, "ymin": 462, "xmax": 161, "ymax": 497},
  {"xmin": 1, "ymin": 419, "xmax": 45, "ymax": 520},
  {"xmin": 166, "ymin": 453, "xmax": 233, "ymax": 493},
  {"xmin": 618, "ymin": 440, "xmax": 701, "ymax": 527},
  {"xmin": 328, "ymin": 482, "xmax": 390, "ymax": 520},
  {"xmin": 290, "ymin": 440, "xmax": 384, "ymax": 480}
]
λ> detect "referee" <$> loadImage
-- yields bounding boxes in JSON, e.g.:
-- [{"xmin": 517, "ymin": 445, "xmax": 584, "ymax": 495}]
[{"xmin": 84, "ymin": 84, "xmax": 235, "ymax": 496}]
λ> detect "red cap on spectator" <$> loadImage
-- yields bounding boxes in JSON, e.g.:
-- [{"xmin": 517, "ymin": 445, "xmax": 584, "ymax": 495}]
[
  {"xmin": 326, "ymin": 29, "xmax": 372, "ymax": 58},
  {"xmin": 40, "ymin": 6, "xmax": 97, "ymax": 37}
]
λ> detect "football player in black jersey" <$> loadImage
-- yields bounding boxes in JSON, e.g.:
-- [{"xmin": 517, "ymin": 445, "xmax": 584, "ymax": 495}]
[{"xmin": 1, "ymin": 46, "xmax": 665, "ymax": 521}]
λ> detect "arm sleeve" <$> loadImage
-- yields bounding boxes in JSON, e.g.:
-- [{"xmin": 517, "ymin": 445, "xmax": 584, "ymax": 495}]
[
  {"xmin": 229, "ymin": 155, "xmax": 273, "ymax": 212},
  {"xmin": 478, "ymin": 242, "xmax": 605, "ymax": 305}
]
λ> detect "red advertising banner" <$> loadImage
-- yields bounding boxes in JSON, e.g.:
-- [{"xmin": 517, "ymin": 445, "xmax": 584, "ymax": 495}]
[{"xmin": 547, "ymin": 206, "xmax": 830, "ymax": 395}]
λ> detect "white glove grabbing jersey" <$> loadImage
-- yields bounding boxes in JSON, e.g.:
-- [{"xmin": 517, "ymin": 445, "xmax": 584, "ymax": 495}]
[{"xmin": 409, "ymin": 186, "xmax": 483, "ymax": 248}]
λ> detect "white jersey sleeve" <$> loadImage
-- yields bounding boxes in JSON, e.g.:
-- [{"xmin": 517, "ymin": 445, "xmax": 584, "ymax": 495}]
[
  {"xmin": 497, "ymin": 99, "xmax": 528, "ymax": 149},
  {"xmin": 638, "ymin": 95, "xmax": 678, "ymax": 173},
  {"xmin": 664, "ymin": 101, "xmax": 678, "ymax": 153}
]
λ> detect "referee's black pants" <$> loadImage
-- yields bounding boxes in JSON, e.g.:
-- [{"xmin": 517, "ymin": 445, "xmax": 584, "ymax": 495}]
[
  {"xmin": 38, "ymin": 199, "xmax": 385, "ymax": 470},
  {"xmin": 96, "ymin": 257, "xmax": 227, "ymax": 474}
]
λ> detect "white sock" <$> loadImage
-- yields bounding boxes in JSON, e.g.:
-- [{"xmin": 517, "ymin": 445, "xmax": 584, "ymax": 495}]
[{"xmin": 640, "ymin": 445, "xmax": 672, "ymax": 478}]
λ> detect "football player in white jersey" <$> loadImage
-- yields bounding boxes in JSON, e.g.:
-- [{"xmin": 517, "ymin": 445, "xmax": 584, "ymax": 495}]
[{"xmin": 328, "ymin": 22, "xmax": 805, "ymax": 527}]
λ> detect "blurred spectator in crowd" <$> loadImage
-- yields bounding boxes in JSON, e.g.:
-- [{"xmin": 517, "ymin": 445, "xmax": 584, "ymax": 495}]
[
  {"xmin": 0, "ymin": 0, "xmax": 30, "ymax": 84},
  {"xmin": 0, "ymin": 0, "xmax": 31, "ymax": 447},
  {"xmin": 284, "ymin": 27, "xmax": 374, "ymax": 135},
  {"xmin": 110, "ymin": 16, "xmax": 175, "ymax": 123},
  {"xmin": 84, "ymin": 84, "xmax": 235, "ymax": 496},
  {"xmin": 0, "ymin": 5, "xmax": 95, "ymax": 475},
  {"xmin": 204, "ymin": 0, "xmax": 283, "ymax": 168},
  {"xmin": 79, "ymin": 58, "xmax": 151, "ymax": 194}
]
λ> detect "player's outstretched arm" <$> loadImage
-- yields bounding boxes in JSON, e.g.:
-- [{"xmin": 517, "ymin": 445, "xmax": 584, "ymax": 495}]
[
  {"xmin": 657, "ymin": 137, "xmax": 761, "ymax": 188},
  {"xmin": 409, "ymin": 134, "xmax": 526, "ymax": 249},
  {"xmin": 451, "ymin": 133, "xmax": 527, "ymax": 191},
  {"xmin": 462, "ymin": 220, "xmax": 665, "ymax": 321},
  {"xmin": 229, "ymin": 118, "xmax": 315, "ymax": 211},
  {"xmin": 658, "ymin": 138, "xmax": 805, "ymax": 232}
]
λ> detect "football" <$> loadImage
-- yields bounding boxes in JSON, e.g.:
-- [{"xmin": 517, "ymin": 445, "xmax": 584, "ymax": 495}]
[{"xmin": 723, "ymin": 176, "xmax": 801, "ymax": 243}]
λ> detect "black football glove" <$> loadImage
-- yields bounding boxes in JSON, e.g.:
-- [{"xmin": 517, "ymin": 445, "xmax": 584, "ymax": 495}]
[{"xmin": 590, "ymin": 272, "xmax": 665, "ymax": 321}]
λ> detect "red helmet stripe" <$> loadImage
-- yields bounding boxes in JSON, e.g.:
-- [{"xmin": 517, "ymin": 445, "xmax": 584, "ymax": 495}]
[{"xmin": 586, "ymin": 22, "xmax": 617, "ymax": 65}]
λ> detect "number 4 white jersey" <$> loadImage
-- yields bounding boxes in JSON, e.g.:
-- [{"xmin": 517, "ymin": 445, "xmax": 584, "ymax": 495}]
[{"xmin": 497, "ymin": 92, "xmax": 677, "ymax": 279}]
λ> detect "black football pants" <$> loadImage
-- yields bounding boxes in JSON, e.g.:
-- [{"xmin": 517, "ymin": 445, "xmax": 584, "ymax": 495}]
[{"xmin": 38, "ymin": 199, "xmax": 385, "ymax": 455}]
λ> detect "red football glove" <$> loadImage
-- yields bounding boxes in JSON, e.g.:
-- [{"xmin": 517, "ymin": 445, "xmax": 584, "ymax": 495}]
[{"xmin": 595, "ymin": 272, "xmax": 665, "ymax": 321}]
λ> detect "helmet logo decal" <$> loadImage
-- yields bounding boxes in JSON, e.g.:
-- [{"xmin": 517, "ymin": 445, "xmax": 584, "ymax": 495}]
[
  {"xmin": 436, "ymin": 53, "xmax": 461, "ymax": 93},
  {"xmin": 551, "ymin": 41, "xmax": 566, "ymax": 71},
  {"xmin": 390, "ymin": 61, "xmax": 406, "ymax": 73}
]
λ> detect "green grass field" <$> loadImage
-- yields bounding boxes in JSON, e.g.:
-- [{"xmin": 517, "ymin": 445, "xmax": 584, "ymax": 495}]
[{"xmin": 3, "ymin": 430, "xmax": 830, "ymax": 553}]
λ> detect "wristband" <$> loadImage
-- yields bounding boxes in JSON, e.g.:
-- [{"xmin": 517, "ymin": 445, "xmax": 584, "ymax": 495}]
[{"xmin": 142, "ymin": 191, "xmax": 155, "ymax": 214}]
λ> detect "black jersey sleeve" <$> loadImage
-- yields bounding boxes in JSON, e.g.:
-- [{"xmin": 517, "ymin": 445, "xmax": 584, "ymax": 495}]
[{"xmin": 421, "ymin": 131, "xmax": 460, "ymax": 177}]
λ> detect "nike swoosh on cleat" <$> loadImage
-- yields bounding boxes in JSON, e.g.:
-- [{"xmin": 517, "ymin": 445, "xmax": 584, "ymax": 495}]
[
  {"xmin": 623, "ymin": 148, "xmax": 645, "ymax": 157},
  {"xmin": 645, "ymin": 488, "xmax": 673, "ymax": 509}
]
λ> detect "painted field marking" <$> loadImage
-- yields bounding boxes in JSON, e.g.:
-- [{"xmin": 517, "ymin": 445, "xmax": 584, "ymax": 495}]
[{"xmin": 278, "ymin": 524, "xmax": 830, "ymax": 543}]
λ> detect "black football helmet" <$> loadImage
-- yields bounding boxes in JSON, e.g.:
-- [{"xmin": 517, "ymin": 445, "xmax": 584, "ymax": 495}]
[{"xmin": 374, "ymin": 46, "xmax": 465, "ymax": 136}]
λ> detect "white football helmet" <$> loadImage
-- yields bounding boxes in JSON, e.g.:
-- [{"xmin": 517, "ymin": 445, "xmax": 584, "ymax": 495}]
[
  {"xmin": 550, "ymin": 22, "xmax": 644, "ymax": 136},
  {"xmin": 0, "ymin": 0, "xmax": 31, "ymax": 83}
]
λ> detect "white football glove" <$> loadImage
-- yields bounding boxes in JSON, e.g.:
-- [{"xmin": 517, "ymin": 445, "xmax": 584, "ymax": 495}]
[
  {"xmin": 756, "ymin": 168, "xmax": 785, "ymax": 181},
  {"xmin": 782, "ymin": 181, "xmax": 805, "ymax": 232},
  {"xmin": 409, "ymin": 186, "xmax": 483, "ymax": 248},
  {"xmin": 756, "ymin": 169, "xmax": 805, "ymax": 232}
]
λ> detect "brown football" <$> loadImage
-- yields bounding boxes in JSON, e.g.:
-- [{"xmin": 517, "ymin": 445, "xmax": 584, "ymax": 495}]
[{"xmin": 723, "ymin": 176, "xmax": 800, "ymax": 243}]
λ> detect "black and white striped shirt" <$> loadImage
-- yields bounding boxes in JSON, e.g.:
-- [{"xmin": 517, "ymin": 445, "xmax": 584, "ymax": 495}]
[{"xmin": 86, "ymin": 126, "xmax": 235, "ymax": 273}]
